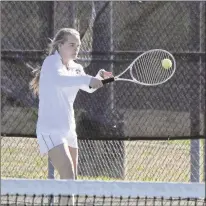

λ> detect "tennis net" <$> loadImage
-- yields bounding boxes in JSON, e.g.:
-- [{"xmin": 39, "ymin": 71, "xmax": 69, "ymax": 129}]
[{"xmin": 1, "ymin": 178, "xmax": 205, "ymax": 206}]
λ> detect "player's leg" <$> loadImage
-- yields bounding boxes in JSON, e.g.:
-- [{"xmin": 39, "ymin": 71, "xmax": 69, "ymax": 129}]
[
  {"xmin": 48, "ymin": 143, "xmax": 75, "ymax": 205},
  {"xmin": 68, "ymin": 146, "xmax": 78, "ymax": 179}
]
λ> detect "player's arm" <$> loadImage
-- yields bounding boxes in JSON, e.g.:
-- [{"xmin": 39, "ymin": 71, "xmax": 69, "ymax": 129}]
[
  {"xmin": 78, "ymin": 65, "xmax": 113, "ymax": 93},
  {"xmin": 42, "ymin": 56, "xmax": 101, "ymax": 89}
]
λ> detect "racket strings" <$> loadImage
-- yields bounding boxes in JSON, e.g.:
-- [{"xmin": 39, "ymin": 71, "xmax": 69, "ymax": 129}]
[
  {"xmin": 131, "ymin": 50, "xmax": 175, "ymax": 85},
  {"xmin": 147, "ymin": 52, "xmax": 160, "ymax": 83},
  {"xmin": 152, "ymin": 51, "xmax": 166, "ymax": 83},
  {"xmin": 157, "ymin": 52, "xmax": 171, "ymax": 82},
  {"xmin": 144, "ymin": 51, "xmax": 165, "ymax": 84},
  {"xmin": 141, "ymin": 52, "xmax": 152, "ymax": 83}
]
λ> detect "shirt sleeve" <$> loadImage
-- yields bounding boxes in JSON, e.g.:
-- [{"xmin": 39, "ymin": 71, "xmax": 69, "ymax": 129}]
[
  {"xmin": 78, "ymin": 65, "xmax": 103, "ymax": 93},
  {"xmin": 41, "ymin": 56, "xmax": 92, "ymax": 88}
]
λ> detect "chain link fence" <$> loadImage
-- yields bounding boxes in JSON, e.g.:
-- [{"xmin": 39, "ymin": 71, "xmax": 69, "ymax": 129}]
[
  {"xmin": 1, "ymin": 1, "xmax": 206, "ymax": 182},
  {"xmin": 1, "ymin": 136, "xmax": 205, "ymax": 182}
]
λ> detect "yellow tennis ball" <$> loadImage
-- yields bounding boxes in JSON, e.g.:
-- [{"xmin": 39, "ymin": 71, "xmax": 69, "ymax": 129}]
[{"xmin": 162, "ymin": 59, "xmax": 172, "ymax": 69}]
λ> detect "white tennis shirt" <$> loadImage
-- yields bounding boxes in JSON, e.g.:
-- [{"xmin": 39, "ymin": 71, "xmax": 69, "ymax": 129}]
[{"xmin": 36, "ymin": 51, "xmax": 99, "ymax": 154}]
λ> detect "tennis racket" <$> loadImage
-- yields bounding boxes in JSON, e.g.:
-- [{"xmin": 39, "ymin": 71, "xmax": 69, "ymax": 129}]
[{"xmin": 102, "ymin": 49, "xmax": 176, "ymax": 86}]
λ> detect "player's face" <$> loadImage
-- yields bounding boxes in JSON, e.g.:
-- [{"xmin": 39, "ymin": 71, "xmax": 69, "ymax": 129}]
[{"xmin": 59, "ymin": 34, "xmax": 81, "ymax": 60}]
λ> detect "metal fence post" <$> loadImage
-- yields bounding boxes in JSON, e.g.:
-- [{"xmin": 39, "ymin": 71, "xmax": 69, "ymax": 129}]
[
  {"xmin": 202, "ymin": 1, "xmax": 206, "ymax": 182},
  {"xmin": 190, "ymin": 2, "xmax": 203, "ymax": 182},
  {"xmin": 48, "ymin": 157, "xmax": 54, "ymax": 205},
  {"xmin": 48, "ymin": 157, "xmax": 55, "ymax": 179},
  {"xmin": 190, "ymin": 140, "xmax": 200, "ymax": 182}
]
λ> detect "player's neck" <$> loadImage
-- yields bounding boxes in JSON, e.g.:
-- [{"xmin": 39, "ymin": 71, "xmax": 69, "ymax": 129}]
[{"xmin": 62, "ymin": 59, "xmax": 74, "ymax": 67}]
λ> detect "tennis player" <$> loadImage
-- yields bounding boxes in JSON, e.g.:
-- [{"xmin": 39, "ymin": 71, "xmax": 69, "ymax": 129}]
[{"xmin": 30, "ymin": 28, "xmax": 112, "ymax": 204}]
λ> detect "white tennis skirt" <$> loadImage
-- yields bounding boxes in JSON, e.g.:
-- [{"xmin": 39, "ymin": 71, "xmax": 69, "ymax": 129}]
[{"xmin": 37, "ymin": 132, "xmax": 78, "ymax": 155}]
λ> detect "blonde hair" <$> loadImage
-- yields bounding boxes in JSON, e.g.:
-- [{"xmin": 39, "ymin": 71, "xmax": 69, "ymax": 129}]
[{"xmin": 30, "ymin": 28, "xmax": 80, "ymax": 96}]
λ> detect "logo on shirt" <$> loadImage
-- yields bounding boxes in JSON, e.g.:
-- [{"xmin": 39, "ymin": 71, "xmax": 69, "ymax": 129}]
[{"xmin": 75, "ymin": 69, "xmax": 81, "ymax": 75}]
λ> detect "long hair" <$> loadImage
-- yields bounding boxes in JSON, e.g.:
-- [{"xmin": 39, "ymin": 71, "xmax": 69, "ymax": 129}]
[{"xmin": 29, "ymin": 28, "xmax": 80, "ymax": 96}]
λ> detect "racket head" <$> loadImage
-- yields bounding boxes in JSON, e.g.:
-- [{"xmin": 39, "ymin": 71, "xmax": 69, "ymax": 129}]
[{"xmin": 129, "ymin": 49, "xmax": 176, "ymax": 86}]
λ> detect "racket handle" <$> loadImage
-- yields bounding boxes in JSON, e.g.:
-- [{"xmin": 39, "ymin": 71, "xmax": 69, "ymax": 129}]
[
  {"xmin": 102, "ymin": 77, "xmax": 115, "ymax": 85},
  {"xmin": 89, "ymin": 77, "xmax": 115, "ymax": 89}
]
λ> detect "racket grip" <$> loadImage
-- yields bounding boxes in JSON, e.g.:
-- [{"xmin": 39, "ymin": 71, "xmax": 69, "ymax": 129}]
[
  {"xmin": 89, "ymin": 77, "xmax": 115, "ymax": 89},
  {"xmin": 102, "ymin": 77, "xmax": 115, "ymax": 85}
]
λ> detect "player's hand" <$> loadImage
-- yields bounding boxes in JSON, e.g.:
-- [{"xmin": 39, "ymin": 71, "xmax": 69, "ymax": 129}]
[
  {"xmin": 98, "ymin": 69, "xmax": 113, "ymax": 79},
  {"xmin": 89, "ymin": 77, "xmax": 103, "ymax": 89}
]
